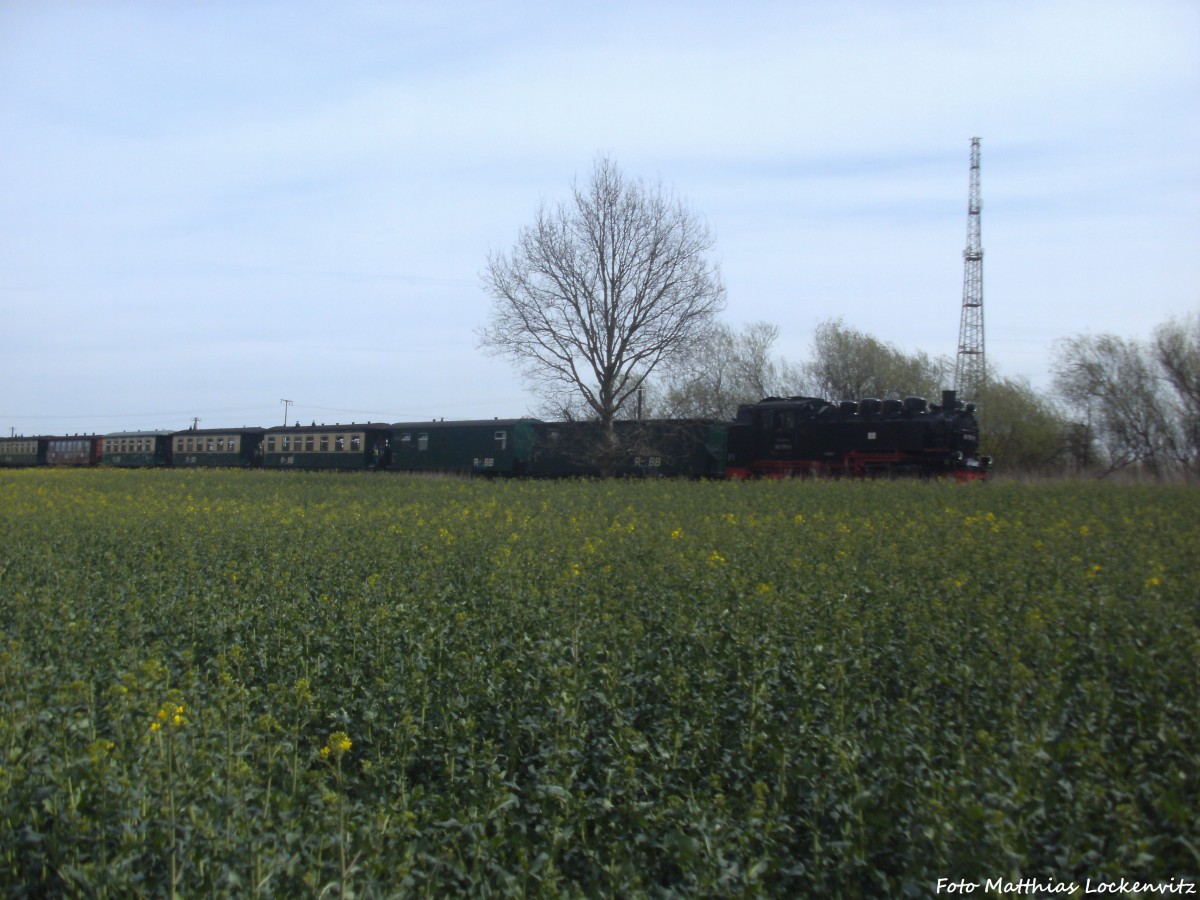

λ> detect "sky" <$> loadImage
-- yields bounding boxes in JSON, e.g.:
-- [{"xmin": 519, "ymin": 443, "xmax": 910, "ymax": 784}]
[{"xmin": 2, "ymin": 0, "xmax": 1198, "ymax": 436}]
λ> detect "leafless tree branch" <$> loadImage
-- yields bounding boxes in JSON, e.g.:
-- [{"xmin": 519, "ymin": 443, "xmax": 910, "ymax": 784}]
[{"xmin": 479, "ymin": 156, "xmax": 726, "ymax": 450}]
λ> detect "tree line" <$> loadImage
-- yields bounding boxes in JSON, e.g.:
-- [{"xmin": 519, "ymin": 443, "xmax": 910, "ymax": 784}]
[{"xmin": 480, "ymin": 155, "xmax": 1198, "ymax": 479}]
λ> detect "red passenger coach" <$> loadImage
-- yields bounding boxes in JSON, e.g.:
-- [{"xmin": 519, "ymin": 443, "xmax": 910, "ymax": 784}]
[{"xmin": 45, "ymin": 436, "xmax": 101, "ymax": 466}]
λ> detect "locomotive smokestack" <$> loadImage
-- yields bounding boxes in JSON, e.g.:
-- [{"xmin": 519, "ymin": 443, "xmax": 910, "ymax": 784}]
[{"xmin": 942, "ymin": 390, "xmax": 957, "ymax": 411}]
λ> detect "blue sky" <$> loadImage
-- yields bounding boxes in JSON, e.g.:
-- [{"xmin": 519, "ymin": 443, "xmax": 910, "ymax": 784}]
[{"xmin": 2, "ymin": 0, "xmax": 1198, "ymax": 435}]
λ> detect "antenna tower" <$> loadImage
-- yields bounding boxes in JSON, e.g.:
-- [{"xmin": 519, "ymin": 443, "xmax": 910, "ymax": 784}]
[{"xmin": 954, "ymin": 137, "xmax": 986, "ymax": 399}]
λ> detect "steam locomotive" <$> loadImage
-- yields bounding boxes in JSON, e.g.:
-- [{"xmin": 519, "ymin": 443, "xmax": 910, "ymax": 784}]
[{"xmin": 0, "ymin": 390, "xmax": 989, "ymax": 479}]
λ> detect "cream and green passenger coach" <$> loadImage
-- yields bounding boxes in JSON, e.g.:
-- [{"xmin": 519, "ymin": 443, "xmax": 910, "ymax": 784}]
[
  {"xmin": 0, "ymin": 437, "xmax": 48, "ymax": 467},
  {"xmin": 172, "ymin": 428, "xmax": 265, "ymax": 467},
  {"xmin": 101, "ymin": 432, "xmax": 173, "ymax": 467},
  {"xmin": 262, "ymin": 424, "xmax": 392, "ymax": 470}
]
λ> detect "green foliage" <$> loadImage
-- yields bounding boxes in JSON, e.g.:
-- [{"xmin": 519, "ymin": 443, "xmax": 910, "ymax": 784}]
[
  {"xmin": 1, "ymin": 470, "xmax": 1197, "ymax": 895},
  {"xmin": 805, "ymin": 318, "xmax": 951, "ymax": 402},
  {"xmin": 975, "ymin": 375, "xmax": 1071, "ymax": 474},
  {"xmin": 651, "ymin": 321, "xmax": 803, "ymax": 420}
]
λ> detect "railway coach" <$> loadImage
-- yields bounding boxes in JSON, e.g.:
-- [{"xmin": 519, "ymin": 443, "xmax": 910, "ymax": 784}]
[
  {"xmin": 390, "ymin": 419, "xmax": 538, "ymax": 475},
  {"xmin": 101, "ymin": 431, "xmax": 173, "ymax": 467},
  {"xmin": 0, "ymin": 437, "xmax": 49, "ymax": 467},
  {"xmin": 171, "ymin": 428, "xmax": 265, "ymax": 467},
  {"xmin": 527, "ymin": 420, "xmax": 728, "ymax": 478},
  {"xmin": 45, "ymin": 436, "xmax": 102, "ymax": 466},
  {"xmin": 261, "ymin": 424, "xmax": 392, "ymax": 470}
]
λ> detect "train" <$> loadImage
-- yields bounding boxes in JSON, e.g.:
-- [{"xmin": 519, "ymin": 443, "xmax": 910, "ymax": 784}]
[{"xmin": 0, "ymin": 390, "xmax": 990, "ymax": 479}]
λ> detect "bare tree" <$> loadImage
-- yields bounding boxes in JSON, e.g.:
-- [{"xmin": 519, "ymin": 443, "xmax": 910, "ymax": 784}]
[
  {"xmin": 480, "ymin": 156, "xmax": 726, "ymax": 442},
  {"xmin": 1053, "ymin": 333, "xmax": 1185, "ymax": 478},
  {"xmin": 1153, "ymin": 313, "xmax": 1200, "ymax": 469}
]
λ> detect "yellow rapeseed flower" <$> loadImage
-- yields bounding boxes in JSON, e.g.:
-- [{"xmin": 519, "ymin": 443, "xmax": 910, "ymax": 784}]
[{"xmin": 324, "ymin": 730, "xmax": 352, "ymax": 760}]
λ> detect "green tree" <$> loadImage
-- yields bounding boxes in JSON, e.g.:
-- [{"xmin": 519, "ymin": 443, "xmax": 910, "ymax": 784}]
[
  {"xmin": 650, "ymin": 321, "xmax": 803, "ymax": 420},
  {"xmin": 804, "ymin": 318, "xmax": 950, "ymax": 402},
  {"xmin": 973, "ymin": 376, "xmax": 1069, "ymax": 475}
]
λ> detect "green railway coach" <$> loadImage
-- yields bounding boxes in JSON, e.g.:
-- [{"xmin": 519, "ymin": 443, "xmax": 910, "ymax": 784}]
[
  {"xmin": 0, "ymin": 437, "xmax": 48, "ymax": 467},
  {"xmin": 171, "ymin": 428, "xmax": 265, "ymax": 467},
  {"xmin": 528, "ymin": 420, "xmax": 728, "ymax": 478},
  {"xmin": 262, "ymin": 424, "xmax": 392, "ymax": 470},
  {"xmin": 101, "ymin": 431, "xmax": 173, "ymax": 467},
  {"xmin": 390, "ymin": 419, "xmax": 538, "ymax": 475}
]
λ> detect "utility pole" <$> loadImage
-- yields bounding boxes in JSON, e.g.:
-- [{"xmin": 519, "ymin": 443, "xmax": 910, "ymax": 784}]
[
  {"xmin": 954, "ymin": 137, "xmax": 986, "ymax": 400},
  {"xmin": 280, "ymin": 399, "xmax": 293, "ymax": 426}
]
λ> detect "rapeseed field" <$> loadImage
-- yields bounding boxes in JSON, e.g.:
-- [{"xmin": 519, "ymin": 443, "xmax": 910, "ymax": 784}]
[{"xmin": 0, "ymin": 470, "xmax": 1196, "ymax": 895}]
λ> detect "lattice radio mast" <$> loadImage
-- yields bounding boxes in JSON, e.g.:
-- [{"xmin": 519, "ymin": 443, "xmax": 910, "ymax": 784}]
[{"xmin": 954, "ymin": 137, "xmax": 986, "ymax": 399}]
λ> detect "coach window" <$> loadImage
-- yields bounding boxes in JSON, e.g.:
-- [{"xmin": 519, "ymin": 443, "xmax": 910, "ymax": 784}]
[
  {"xmin": 305, "ymin": 436, "xmax": 314, "ymax": 452},
  {"xmin": 335, "ymin": 434, "xmax": 345, "ymax": 452},
  {"xmin": 282, "ymin": 436, "xmax": 290, "ymax": 452},
  {"xmin": 351, "ymin": 434, "xmax": 362, "ymax": 452},
  {"xmin": 418, "ymin": 432, "xmax": 428, "ymax": 451},
  {"xmin": 216, "ymin": 437, "xmax": 224, "ymax": 452},
  {"xmin": 319, "ymin": 435, "xmax": 329, "ymax": 452},
  {"xmin": 266, "ymin": 437, "xmax": 276, "ymax": 452},
  {"xmin": 399, "ymin": 433, "xmax": 411, "ymax": 450},
  {"xmin": 229, "ymin": 437, "xmax": 238, "ymax": 452},
  {"xmin": 495, "ymin": 430, "xmax": 507, "ymax": 451},
  {"xmin": 175, "ymin": 438, "xmax": 184, "ymax": 452}
]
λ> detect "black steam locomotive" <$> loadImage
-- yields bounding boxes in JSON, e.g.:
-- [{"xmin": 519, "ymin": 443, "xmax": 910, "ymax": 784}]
[
  {"xmin": 726, "ymin": 389, "xmax": 989, "ymax": 479},
  {"xmin": 0, "ymin": 390, "xmax": 989, "ymax": 479}
]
